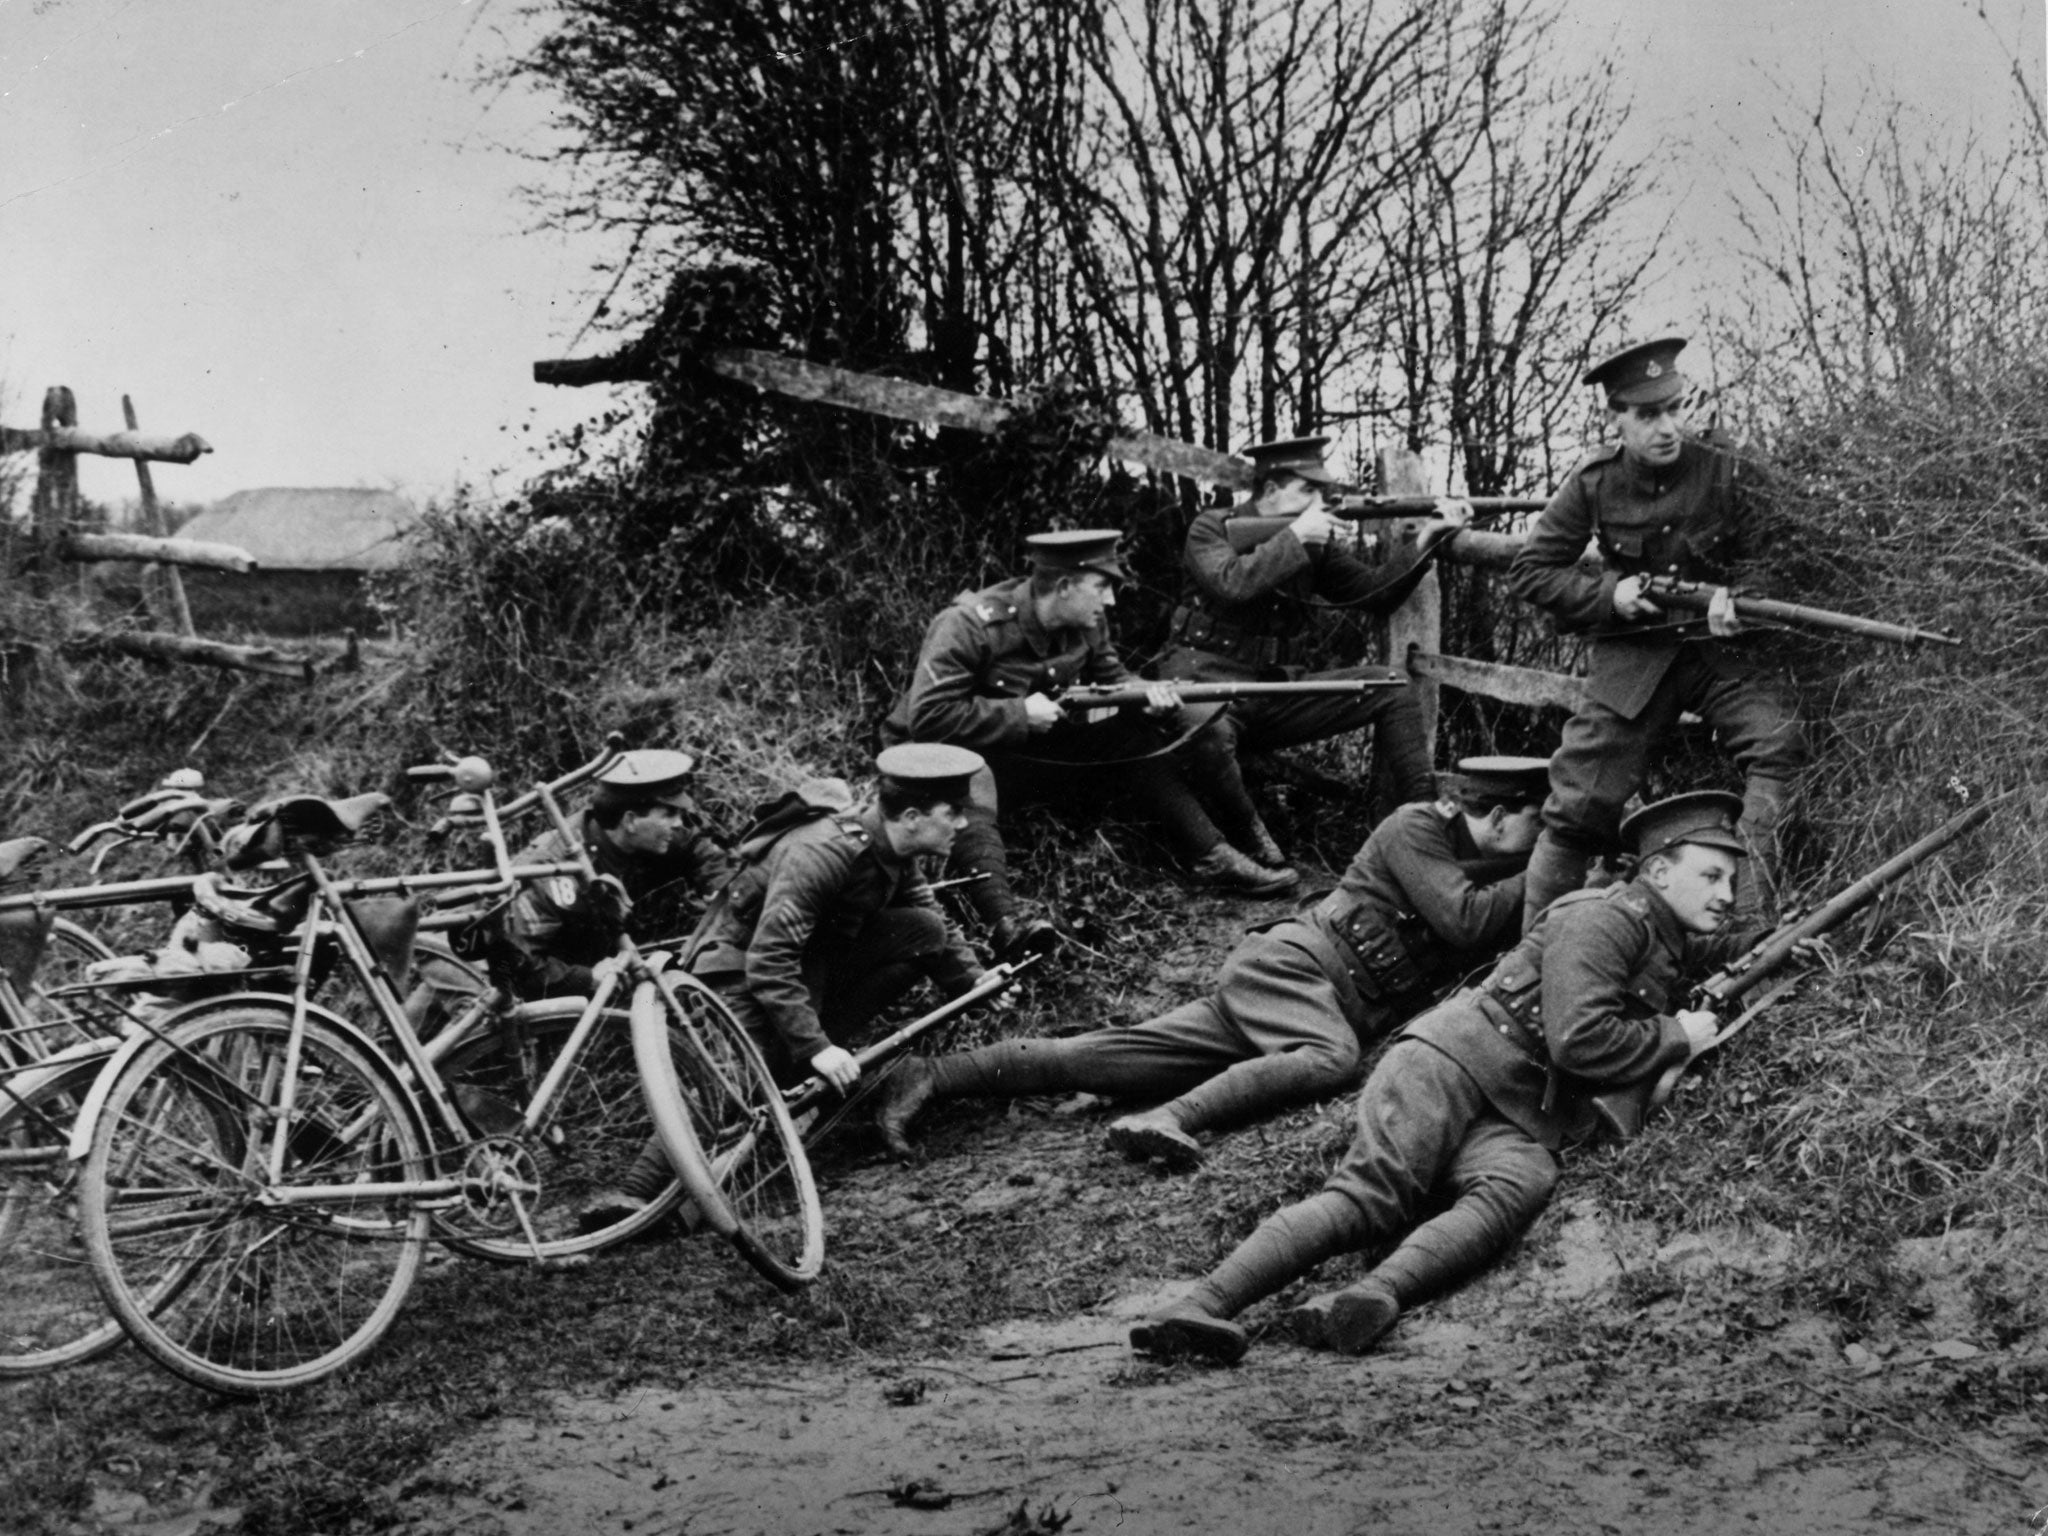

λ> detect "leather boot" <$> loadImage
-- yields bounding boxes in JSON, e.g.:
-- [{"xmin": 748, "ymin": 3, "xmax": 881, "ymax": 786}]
[
  {"xmin": 991, "ymin": 914, "xmax": 1060, "ymax": 962},
  {"xmin": 873, "ymin": 1058, "xmax": 936, "ymax": 1159},
  {"xmin": 1129, "ymin": 1299, "xmax": 1248, "ymax": 1366},
  {"xmin": 1106, "ymin": 1108, "xmax": 1203, "ymax": 1173},
  {"xmin": 1284, "ymin": 1276, "xmax": 1401, "ymax": 1355},
  {"xmin": 1521, "ymin": 831, "xmax": 1590, "ymax": 934},
  {"xmin": 1190, "ymin": 842, "xmax": 1299, "ymax": 897},
  {"xmin": 1245, "ymin": 817, "xmax": 1290, "ymax": 869}
]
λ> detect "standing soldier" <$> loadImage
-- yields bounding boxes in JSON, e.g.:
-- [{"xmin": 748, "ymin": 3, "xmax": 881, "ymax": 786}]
[
  {"xmin": 1128, "ymin": 791, "xmax": 1763, "ymax": 1366},
  {"xmin": 1509, "ymin": 337, "xmax": 1804, "ymax": 929},
  {"xmin": 875, "ymin": 757, "xmax": 1550, "ymax": 1166},
  {"xmin": 883, "ymin": 529, "xmax": 1298, "ymax": 962},
  {"xmin": 500, "ymin": 748, "xmax": 734, "ymax": 999},
  {"xmin": 1156, "ymin": 437, "xmax": 1467, "ymax": 864}
]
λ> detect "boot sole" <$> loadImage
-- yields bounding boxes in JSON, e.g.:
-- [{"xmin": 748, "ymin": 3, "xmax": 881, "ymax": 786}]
[
  {"xmin": 1107, "ymin": 1119, "xmax": 1204, "ymax": 1173},
  {"xmin": 1130, "ymin": 1313, "xmax": 1247, "ymax": 1366},
  {"xmin": 1284, "ymin": 1287, "xmax": 1399, "ymax": 1355}
]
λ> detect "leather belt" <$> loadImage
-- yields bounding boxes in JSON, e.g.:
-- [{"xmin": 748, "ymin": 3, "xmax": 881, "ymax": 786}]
[{"xmin": 1170, "ymin": 604, "xmax": 1301, "ymax": 669}]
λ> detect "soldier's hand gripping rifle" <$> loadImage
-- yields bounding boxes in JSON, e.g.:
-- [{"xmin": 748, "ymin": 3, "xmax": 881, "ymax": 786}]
[
  {"xmin": 782, "ymin": 952, "xmax": 1046, "ymax": 1118},
  {"xmin": 1638, "ymin": 576, "xmax": 1962, "ymax": 648},
  {"xmin": 1054, "ymin": 677, "xmax": 1401, "ymax": 714},
  {"xmin": 1223, "ymin": 494, "xmax": 1546, "ymax": 554},
  {"xmin": 1594, "ymin": 796, "xmax": 1997, "ymax": 1140}
]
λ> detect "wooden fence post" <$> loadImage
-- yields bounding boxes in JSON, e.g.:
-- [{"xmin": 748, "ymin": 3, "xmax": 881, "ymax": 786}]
[
  {"xmin": 30, "ymin": 387, "xmax": 79, "ymax": 597},
  {"xmin": 1378, "ymin": 446, "xmax": 1440, "ymax": 762},
  {"xmin": 123, "ymin": 394, "xmax": 196, "ymax": 637}
]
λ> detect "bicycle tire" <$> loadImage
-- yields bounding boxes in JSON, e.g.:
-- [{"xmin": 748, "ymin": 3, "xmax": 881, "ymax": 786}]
[
  {"xmin": 630, "ymin": 974, "xmax": 823, "ymax": 1290},
  {"xmin": 0, "ymin": 1044, "xmax": 128, "ymax": 1375},
  {"xmin": 431, "ymin": 998, "xmax": 693, "ymax": 1261},
  {"xmin": 17, "ymin": 919, "xmax": 119, "ymax": 1056},
  {"xmin": 79, "ymin": 1003, "xmax": 429, "ymax": 1394}
]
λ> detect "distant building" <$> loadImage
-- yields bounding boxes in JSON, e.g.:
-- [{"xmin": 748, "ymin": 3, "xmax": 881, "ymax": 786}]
[{"xmin": 174, "ymin": 487, "xmax": 416, "ymax": 635}]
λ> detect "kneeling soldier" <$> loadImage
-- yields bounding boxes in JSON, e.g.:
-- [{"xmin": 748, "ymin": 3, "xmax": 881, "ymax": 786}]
[
  {"xmin": 1129, "ymin": 790, "xmax": 1759, "ymax": 1366},
  {"xmin": 876, "ymin": 757, "xmax": 1549, "ymax": 1166},
  {"xmin": 587, "ymin": 745, "xmax": 992, "ymax": 1225},
  {"xmin": 687, "ymin": 743, "xmax": 991, "ymax": 1091}
]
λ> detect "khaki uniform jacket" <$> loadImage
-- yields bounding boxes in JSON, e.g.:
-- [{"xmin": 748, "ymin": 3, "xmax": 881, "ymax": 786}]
[
  {"xmin": 1404, "ymin": 880, "xmax": 1750, "ymax": 1149},
  {"xmin": 1507, "ymin": 433, "xmax": 1770, "ymax": 719},
  {"xmin": 688, "ymin": 800, "xmax": 983, "ymax": 1064},
  {"xmin": 506, "ymin": 813, "xmax": 734, "ymax": 998},
  {"xmin": 1304, "ymin": 802, "xmax": 1527, "ymax": 1009},
  {"xmin": 881, "ymin": 575, "xmax": 1129, "ymax": 750},
  {"xmin": 1164, "ymin": 511, "xmax": 1429, "ymax": 675}
]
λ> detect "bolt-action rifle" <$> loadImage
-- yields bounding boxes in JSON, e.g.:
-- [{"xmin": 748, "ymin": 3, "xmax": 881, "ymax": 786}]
[
  {"xmin": 1593, "ymin": 796, "xmax": 1997, "ymax": 1140},
  {"xmin": 1054, "ymin": 677, "xmax": 1400, "ymax": 713},
  {"xmin": 1638, "ymin": 576, "xmax": 1962, "ymax": 648},
  {"xmin": 1222, "ymin": 495, "xmax": 1546, "ymax": 554}
]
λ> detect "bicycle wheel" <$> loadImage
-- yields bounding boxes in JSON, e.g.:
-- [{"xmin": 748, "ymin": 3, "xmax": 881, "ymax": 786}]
[
  {"xmin": 17, "ymin": 919, "xmax": 119, "ymax": 1056},
  {"xmin": 0, "ymin": 1044, "xmax": 127, "ymax": 1375},
  {"xmin": 431, "ymin": 998, "xmax": 693, "ymax": 1261},
  {"xmin": 631, "ymin": 974, "xmax": 822, "ymax": 1290},
  {"xmin": 79, "ymin": 1004, "xmax": 429, "ymax": 1394}
]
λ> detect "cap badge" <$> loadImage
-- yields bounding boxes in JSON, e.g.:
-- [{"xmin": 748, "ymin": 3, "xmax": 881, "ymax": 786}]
[{"xmin": 1644, "ymin": 360, "xmax": 1662, "ymax": 378}]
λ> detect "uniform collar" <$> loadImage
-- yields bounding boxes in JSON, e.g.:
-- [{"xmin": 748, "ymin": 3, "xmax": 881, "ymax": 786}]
[
  {"xmin": 1625, "ymin": 878, "xmax": 1688, "ymax": 949},
  {"xmin": 858, "ymin": 802, "xmax": 905, "ymax": 866}
]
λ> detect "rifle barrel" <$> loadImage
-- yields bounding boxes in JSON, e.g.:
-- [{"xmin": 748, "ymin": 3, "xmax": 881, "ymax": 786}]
[
  {"xmin": 1645, "ymin": 579, "xmax": 1961, "ymax": 648},
  {"xmin": 1701, "ymin": 799, "xmax": 1996, "ymax": 1006},
  {"xmin": 1061, "ymin": 679, "xmax": 1391, "ymax": 709}
]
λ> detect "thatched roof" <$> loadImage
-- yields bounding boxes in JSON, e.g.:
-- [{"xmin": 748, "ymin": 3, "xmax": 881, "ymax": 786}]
[{"xmin": 179, "ymin": 487, "xmax": 416, "ymax": 571}]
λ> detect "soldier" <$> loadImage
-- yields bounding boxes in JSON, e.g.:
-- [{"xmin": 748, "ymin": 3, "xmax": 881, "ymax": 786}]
[
  {"xmin": 1157, "ymin": 437, "xmax": 1467, "ymax": 863},
  {"xmin": 501, "ymin": 748, "xmax": 734, "ymax": 999},
  {"xmin": 875, "ymin": 757, "xmax": 1550, "ymax": 1167},
  {"xmin": 1128, "ymin": 791, "xmax": 1763, "ymax": 1366},
  {"xmin": 686, "ymin": 743, "xmax": 992, "ymax": 1091},
  {"xmin": 882, "ymin": 529, "xmax": 1298, "ymax": 961},
  {"xmin": 1509, "ymin": 337, "xmax": 1804, "ymax": 929},
  {"xmin": 585, "ymin": 745, "xmax": 994, "ymax": 1225}
]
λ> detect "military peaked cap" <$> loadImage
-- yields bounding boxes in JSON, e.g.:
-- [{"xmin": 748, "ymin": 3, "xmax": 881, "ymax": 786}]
[
  {"xmin": 1239, "ymin": 435, "xmax": 1341, "ymax": 485},
  {"xmin": 592, "ymin": 748, "xmax": 699, "ymax": 813},
  {"xmin": 1025, "ymin": 529, "xmax": 1128, "ymax": 584},
  {"xmin": 1451, "ymin": 755, "xmax": 1550, "ymax": 809},
  {"xmin": 875, "ymin": 742, "xmax": 984, "ymax": 806},
  {"xmin": 1584, "ymin": 336, "xmax": 1688, "ymax": 407},
  {"xmin": 1620, "ymin": 789, "xmax": 1747, "ymax": 860}
]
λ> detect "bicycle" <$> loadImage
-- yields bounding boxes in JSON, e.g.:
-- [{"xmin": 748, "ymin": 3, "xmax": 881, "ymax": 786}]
[{"xmin": 70, "ymin": 747, "xmax": 818, "ymax": 1393}]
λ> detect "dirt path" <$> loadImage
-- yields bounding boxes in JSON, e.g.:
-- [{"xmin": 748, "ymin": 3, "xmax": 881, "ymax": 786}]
[{"xmin": 384, "ymin": 1195, "xmax": 2045, "ymax": 1536}]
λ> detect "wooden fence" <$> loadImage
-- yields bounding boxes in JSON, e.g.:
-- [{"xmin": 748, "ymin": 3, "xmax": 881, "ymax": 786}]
[{"xmin": 2, "ymin": 385, "xmax": 345, "ymax": 680}]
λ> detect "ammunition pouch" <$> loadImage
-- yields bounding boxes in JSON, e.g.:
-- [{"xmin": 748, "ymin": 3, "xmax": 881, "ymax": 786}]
[
  {"xmin": 1169, "ymin": 604, "xmax": 1301, "ymax": 671},
  {"xmin": 1311, "ymin": 893, "xmax": 1428, "ymax": 1002},
  {"xmin": 0, "ymin": 905, "xmax": 54, "ymax": 991}
]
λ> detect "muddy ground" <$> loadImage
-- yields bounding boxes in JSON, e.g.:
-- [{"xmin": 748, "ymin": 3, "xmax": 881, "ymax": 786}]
[{"xmin": 12, "ymin": 890, "xmax": 2048, "ymax": 1536}]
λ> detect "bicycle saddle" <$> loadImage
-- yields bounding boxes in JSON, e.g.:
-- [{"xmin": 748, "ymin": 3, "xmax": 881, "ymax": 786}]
[
  {"xmin": 189, "ymin": 871, "xmax": 313, "ymax": 934},
  {"xmin": 228, "ymin": 794, "xmax": 391, "ymax": 869},
  {"xmin": 0, "ymin": 836, "xmax": 50, "ymax": 881}
]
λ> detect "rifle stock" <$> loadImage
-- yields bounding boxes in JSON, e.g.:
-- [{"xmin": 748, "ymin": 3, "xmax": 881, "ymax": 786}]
[
  {"xmin": 1640, "ymin": 577, "xmax": 1962, "ymax": 649},
  {"xmin": 1592, "ymin": 797, "xmax": 1996, "ymax": 1141}
]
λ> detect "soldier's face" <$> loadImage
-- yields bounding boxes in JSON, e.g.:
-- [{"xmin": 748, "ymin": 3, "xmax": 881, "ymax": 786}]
[
  {"xmin": 1480, "ymin": 803, "xmax": 1544, "ymax": 857},
  {"xmin": 1048, "ymin": 572, "xmax": 1116, "ymax": 630},
  {"xmin": 615, "ymin": 804, "xmax": 683, "ymax": 856},
  {"xmin": 1264, "ymin": 474, "xmax": 1319, "ymax": 514},
  {"xmin": 1646, "ymin": 843, "xmax": 1740, "ymax": 933},
  {"xmin": 898, "ymin": 801, "xmax": 968, "ymax": 859},
  {"xmin": 1614, "ymin": 399, "xmax": 1687, "ymax": 469}
]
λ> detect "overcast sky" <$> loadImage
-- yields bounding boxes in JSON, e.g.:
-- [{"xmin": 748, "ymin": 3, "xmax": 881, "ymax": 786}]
[{"xmin": 2, "ymin": 0, "xmax": 2042, "ymax": 513}]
